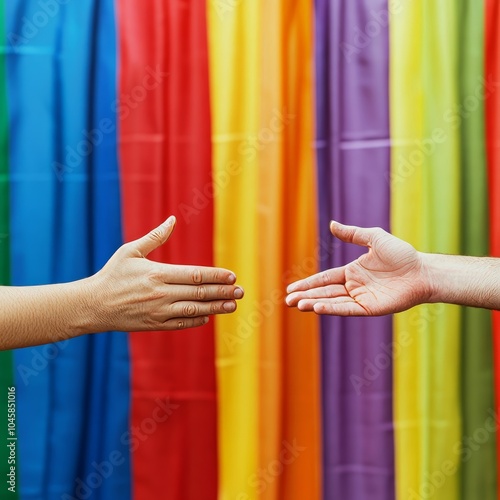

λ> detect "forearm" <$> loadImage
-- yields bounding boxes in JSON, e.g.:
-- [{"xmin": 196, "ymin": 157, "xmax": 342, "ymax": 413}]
[
  {"xmin": 0, "ymin": 279, "xmax": 99, "ymax": 350},
  {"xmin": 422, "ymin": 253, "xmax": 500, "ymax": 310}
]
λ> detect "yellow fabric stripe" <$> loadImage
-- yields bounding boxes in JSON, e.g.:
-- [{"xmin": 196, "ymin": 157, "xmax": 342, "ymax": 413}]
[
  {"xmin": 391, "ymin": 1, "xmax": 461, "ymax": 499},
  {"xmin": 422, "ymin": 2, "xmax": 461, "ymax": 499},
  {"xmin": 208, "ymin": 2, "xmax": 261, "ymax": 498}
]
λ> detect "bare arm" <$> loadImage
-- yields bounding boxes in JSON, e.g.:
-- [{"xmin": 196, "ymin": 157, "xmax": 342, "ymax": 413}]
[
  {"xmin": 286, "ymin": 221, "xmax": 500, "ymax": 316},
  {"xmin": 0, "ymin": 216, "xmax": 244, "ymax": 350},
  {"xmin": 423, "ymin": 253, "xmax": 500, "ymax": 310}
]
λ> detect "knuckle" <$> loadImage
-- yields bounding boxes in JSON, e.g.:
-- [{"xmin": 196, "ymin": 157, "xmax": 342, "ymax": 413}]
[
  {"xmin": 177, "ymin": 320, "xmax": 185, "ymax": 330},
  {"xmin": 147, "ymin": 269, "xmax": 159, "ymax": 283},
  {"xmin": 321, "ymin": 272, "xmax": 330, "ymax": 285},
  {"xmin": 183, "ymin": 304, "xmax": 198, "ymax": 317},
  {"xmin": 148, "ymin": 228, "xmax": 164, "ymax": 245},
  {"xmin": 192, "ymin": 269, "xmax": 203, "ymax": 284},
  {"xmin": 118, "ymin": 242, "xmax": 134, "ymax": 256},
  {"xmin": 196, "ymin": 286, "xmax": 207, "ymax": 300},
  {"xmin": 211, "ymin": 302, "xmax": 222, "ymax": 314}
]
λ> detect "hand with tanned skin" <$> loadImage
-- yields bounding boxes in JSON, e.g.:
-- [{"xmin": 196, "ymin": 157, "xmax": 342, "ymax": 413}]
[{"xmin": 0, "ymin": 216, "xmax": 244, "ymax": 350}]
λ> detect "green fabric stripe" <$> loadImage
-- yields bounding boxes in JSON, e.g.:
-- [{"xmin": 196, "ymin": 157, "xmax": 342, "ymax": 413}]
[
  {"xmin": 0, "ymin": 2, "xmax": 18, "ymax": 498},
  {"xmin": 458, "ymin": 1, "xmax": 497, "ymax": 498},
  {"xmin": 423, "ymin": 1, "xmax": 462, "ymax": 498}
]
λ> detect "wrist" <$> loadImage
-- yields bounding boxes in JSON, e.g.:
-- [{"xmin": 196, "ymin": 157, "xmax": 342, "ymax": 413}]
[
  {"xmin": 63, "ymin": 275, "xmax": 107, "ymax": 336},
  {"xmin": 418, "ymin": 252, "xmax": 487, "ymax": 307},
  {"xmin": 418, "ymin": 252, "xmax": 440, "ymax": 304}
]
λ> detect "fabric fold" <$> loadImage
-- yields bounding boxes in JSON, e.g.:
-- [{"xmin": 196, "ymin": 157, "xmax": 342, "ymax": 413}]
[
  {"xmin": 118, "ymin": 1, "xmax": 218, "ymax": 498},
  {"xmin": 317, "ymin": 1, "xmax": 394, "ymax": 498},
  {"xmin": 458, "ymin": 0, "xmax": 497, "ymax": 497}
]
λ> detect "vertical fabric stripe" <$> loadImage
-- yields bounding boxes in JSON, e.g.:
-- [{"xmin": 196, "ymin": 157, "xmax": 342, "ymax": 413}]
[
  {"xmin": 118, "ymin": 1, "xmax": 218, "ymax": 498},
  {"xmin": 390, "ymin": 2, "xmax": 429, "ymax": 497},
  {"xmin": 391, "ymin": 2, "xmax": 462, "ymax": 499},
  {"xmin": 281, "ymin": 0, "xmax": 322, "ymax": 497},
  {"xmin": 0, "ymin": 2, "xmax": 16, "ymax": 498},
  {"xmin": 258, "ymin": 1, "xmax": 284, "ymax": 498},
  {"xmin": 158, "ymin": 1, "xmax": 218, "ymax": 497},
  {"xmin": 208, "ymin": 0, "xmax": 260, "ymax": 497},
  {"xmin": 45, "ymin": 3, "xmax": 96, "ymax": 496},
  {"xmin": 485, "ymin": 0, "xmax": 500, "ymax": 496},
  {"xmin": 317, "ymin": 1, "xmax": 394, "ymax": 498},
  {"xmin": 8, "ymin": 3, "xmax": 131, "ymax": 498},
  {"xmin": 116, "ymin": 2, "xmax": 168, "ymax": 496},
  {"xmin": 257, "ymin": 1, "xmax": 322, "ymax": 497},
  {"xmin": 458, "ymin": 0, "xmax": 497, "ymax": 498},
  {"xmin": 7, "ymin": 1, "xmax": 59, "ymax": 495},
  {"xmin": 82, "ymin": 0, "xmax": 132, "ymax": 498},
  {"xmin": 423, "ymin": 4, "xmax": 461, "ymax": 499}
]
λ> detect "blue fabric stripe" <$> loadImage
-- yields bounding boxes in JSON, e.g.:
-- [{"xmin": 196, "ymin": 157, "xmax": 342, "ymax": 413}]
[
  {"xmin": 7, "ymin": 1, "xmax": 60, "ymax": 496},
  {"xmin": 81, "ymin": 0, "xmax": 131, "ymax": 498},
  {"xmin": 7, "ymin": 2, "xmax": 130, "ymax": 498}
]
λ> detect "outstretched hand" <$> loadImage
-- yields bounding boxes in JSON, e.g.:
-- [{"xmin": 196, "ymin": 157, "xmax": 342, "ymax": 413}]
[
  {"xmin": 286, "ymin": 222, "xmax": 430, "ymax": 316},
  {"xmin": 90, "ymin": 216, "xmax": 244, "ymax": 332}
]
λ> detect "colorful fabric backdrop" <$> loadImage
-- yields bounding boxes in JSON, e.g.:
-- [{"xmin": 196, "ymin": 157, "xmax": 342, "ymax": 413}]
[{"xmin": 0, "ymin": 1, "xmax": 499, "ymax": 499}]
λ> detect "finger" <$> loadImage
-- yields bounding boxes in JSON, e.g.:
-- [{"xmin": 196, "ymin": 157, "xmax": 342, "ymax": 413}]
[
  {"xmin": 161, "ymin": 316, "xmax": 210, "ymax": 331},
  {"xmin": 169, "ymin": 284, "xmax": 244, "ymax": 301},
  {"xmin": 169, "ymin": 300, "xmax": 238, "ymax": 318},
  {"xmin": 131, "ymin": 216, "xmax": 176, "ymax": 257},
  {"xmin": 312, "ymin": 298, "xmax": 367, "ymax": 316},
  {"xmin": 295, "ymin": 298, "xmax": 352, "ymax": 312},
  {"xmin": 330, "ymin": 221, "xmax": 385, "ymax": 248},
  {"xmin": 163, "ymin": 265, "xmax": 237, "ymax": 285},
  {"xmin": 287, "ymin": 266, "xmax": 346, "ymax": 294},
  {"xmin": 286, "ymin": 284, "xmax": 347, "ymax": 307}
]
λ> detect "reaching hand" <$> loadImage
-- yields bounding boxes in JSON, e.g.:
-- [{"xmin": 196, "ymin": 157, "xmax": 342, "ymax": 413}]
[
  {"xmin": 90, "ymin": 216, "xmax": 244, "ymax": 332},
  {"xmin": 286, "ymin": 222, "xmax": 430, "ymax": 316}
]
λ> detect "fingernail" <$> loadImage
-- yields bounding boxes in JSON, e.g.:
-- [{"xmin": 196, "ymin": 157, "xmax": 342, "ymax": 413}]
[
  {"xmin": 234, "ymin": 287, "xmax": 244, "ymax": 299},
  {"xmin": 166, "ymin": 216, "xmax": 176, "ymax": 227},
  {"xmin": 227, "ymin": 273, "xmax": 236, "ymax": 284},
  {"xmin": 287, "ymin": 284, "xmax": 296, "ymax": 293},
  {"xmin": 203, "ymin": 316, "xmax": 209, "ymax": 324},
  {"xmin": 223, "ymin": 301, "xmax": 236, "ymax": 312}
]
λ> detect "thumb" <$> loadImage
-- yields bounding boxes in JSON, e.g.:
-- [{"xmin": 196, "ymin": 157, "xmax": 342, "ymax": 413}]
[
  {"xmin": 132, "ymin": 216, "xmax": 176, "ymax": 257},
  {"xmin": 330, "ymin": 221, "xmax": 380, "ymax": 247}
]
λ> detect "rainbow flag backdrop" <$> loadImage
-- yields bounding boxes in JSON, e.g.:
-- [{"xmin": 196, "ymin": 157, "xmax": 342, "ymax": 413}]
[{"xmin": 0, "ymin": 1, "xmax": 500, "ymax": 499}]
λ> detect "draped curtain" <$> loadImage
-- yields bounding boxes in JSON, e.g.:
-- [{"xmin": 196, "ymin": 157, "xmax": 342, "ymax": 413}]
[{"xmin": 0, "ymin": 1, "xmax": 499, "ymax": 500}]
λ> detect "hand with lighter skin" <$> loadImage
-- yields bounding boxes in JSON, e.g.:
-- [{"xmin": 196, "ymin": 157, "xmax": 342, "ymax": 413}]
[
  {"xmin": 0, "ymin": 216, "xmax": 244, "ymax": 351},
  {"xmin": 286, "ymin": 221, "xmax": 500, "ymax": 316}
]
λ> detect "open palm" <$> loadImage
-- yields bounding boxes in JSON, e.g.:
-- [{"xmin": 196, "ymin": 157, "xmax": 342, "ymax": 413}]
[{"xmin": 286, "ymin": 222, "xmax": 430, "ymax": 316}]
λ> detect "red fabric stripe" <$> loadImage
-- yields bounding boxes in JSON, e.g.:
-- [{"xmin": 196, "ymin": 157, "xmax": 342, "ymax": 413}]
[
  {"xmin": 117, "ymin": 1, "xmax": 217, "ymax": 499},
  {"xmin": 485, "ymin": 1, "xmax": 500, "ymax": 497}
]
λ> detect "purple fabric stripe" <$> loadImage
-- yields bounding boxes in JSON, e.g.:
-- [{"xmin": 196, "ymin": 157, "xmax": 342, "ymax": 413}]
[{"xmin": 315, "ymin": 1, "xmax": 395, "ymax": 499}]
